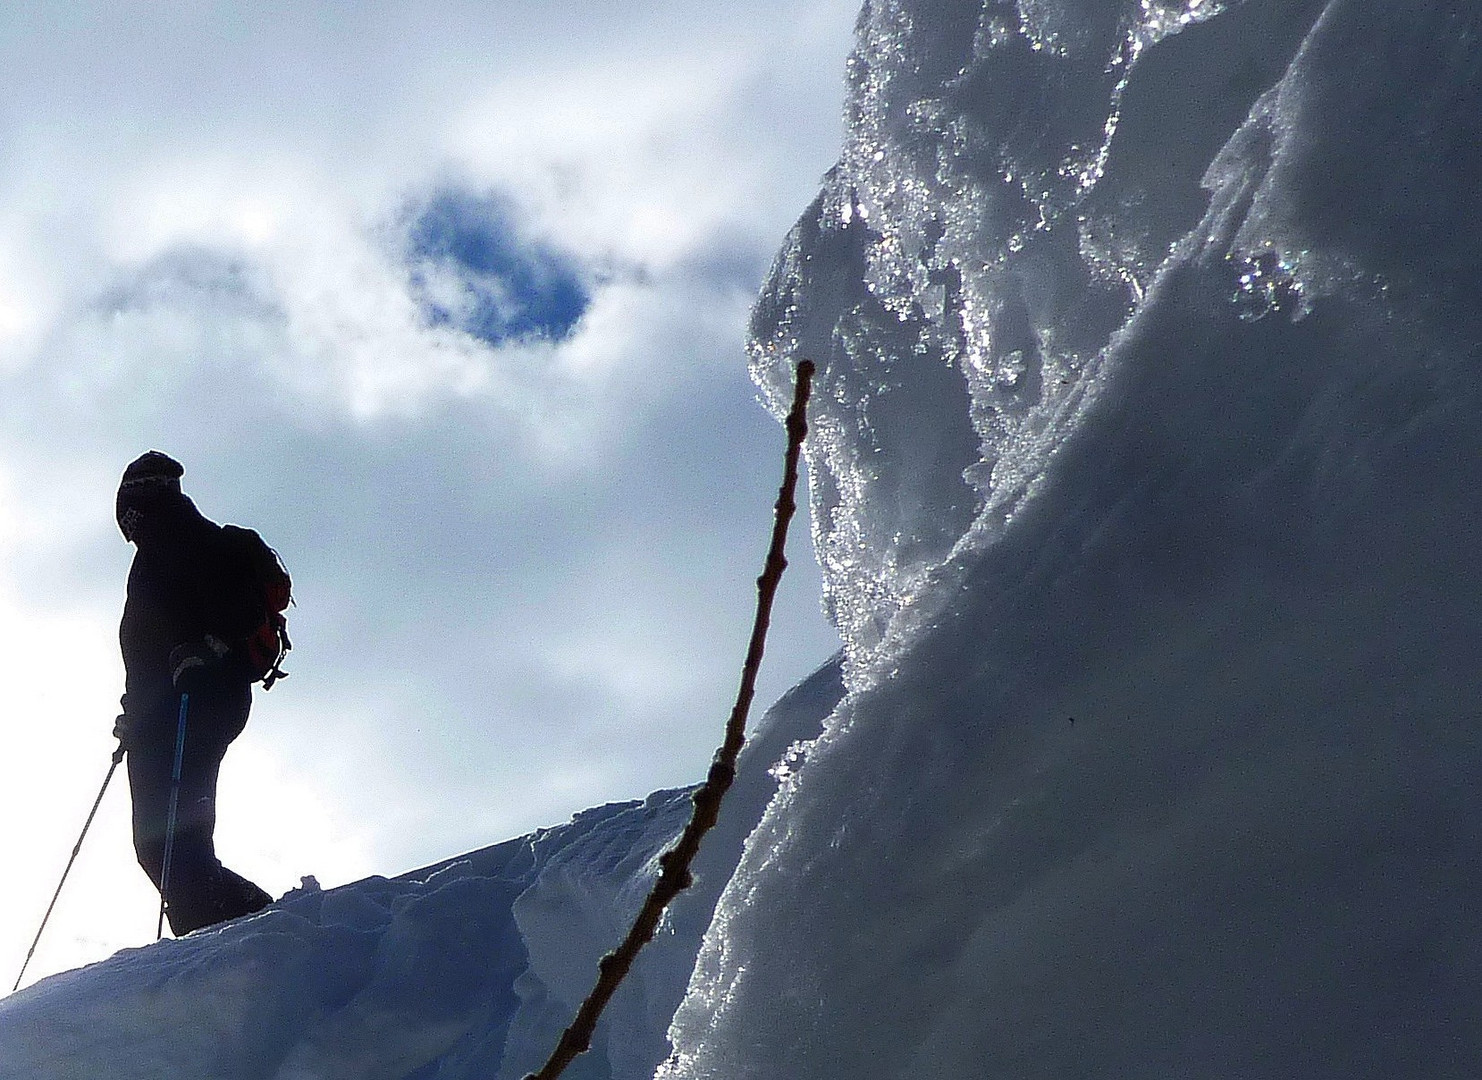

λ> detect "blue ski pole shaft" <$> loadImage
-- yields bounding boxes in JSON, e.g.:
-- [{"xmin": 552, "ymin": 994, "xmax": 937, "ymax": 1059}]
[
  {"xmin": 156, "ymin": 693, "xmax": 189, "ymax": 940},
  {"xmin": 12, "ymin": 743, "xmax": 127, "ymax": 994}
]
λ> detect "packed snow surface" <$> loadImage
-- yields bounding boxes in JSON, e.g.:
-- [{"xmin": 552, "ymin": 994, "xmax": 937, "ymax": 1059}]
[{"xmin": 7, "ymin": 0, "xmax": 1482, "ymax": 1077}]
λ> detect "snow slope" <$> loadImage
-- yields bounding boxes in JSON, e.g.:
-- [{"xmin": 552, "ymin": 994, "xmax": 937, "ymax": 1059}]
[
  {"xmin": 662, "ymin": 0, "xmax": 1482, "ymax": 1076},
  {"xmin": 0, "ymin": 659, "xmax": 842, "ymax": 1079}
]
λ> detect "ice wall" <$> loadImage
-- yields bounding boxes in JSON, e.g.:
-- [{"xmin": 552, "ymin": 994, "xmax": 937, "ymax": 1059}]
[
  {"xmin": 749, "ymin": 0, "xmax": 1333, "ymax": 668},
  {"xmin": 666, "ymin": 1, "xmax": 1482, "ymax": 1076}
]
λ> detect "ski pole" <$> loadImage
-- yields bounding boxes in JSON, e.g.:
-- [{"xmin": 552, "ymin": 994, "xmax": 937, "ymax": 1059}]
[
  {"xmin": 156, "ymin": 693, "xmax": 189, "ymax": 940},
  {"xmin": 11, "ymin": 742, "xmax": 127, "ymax": 994}
]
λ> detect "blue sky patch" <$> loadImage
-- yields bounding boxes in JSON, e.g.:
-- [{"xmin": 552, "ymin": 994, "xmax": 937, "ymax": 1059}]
[{"xmin": 405, "ymin": 188, "xmax": 590, "ymax": 346}]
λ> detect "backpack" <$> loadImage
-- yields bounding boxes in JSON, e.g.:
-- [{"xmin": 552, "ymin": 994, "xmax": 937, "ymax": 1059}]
[{"xmin": 220, "ymin": 524, "xmax": 293, "ymax": 689}]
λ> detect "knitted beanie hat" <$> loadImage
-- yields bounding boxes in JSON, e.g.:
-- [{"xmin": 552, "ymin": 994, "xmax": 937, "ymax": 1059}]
[
  {"xmin": 117, "ymin": 451, "xmax": 184, "ymax": 540},
  {"xmin": 119, "ymin": 450, "xmax": 184, "ymax": 491}
]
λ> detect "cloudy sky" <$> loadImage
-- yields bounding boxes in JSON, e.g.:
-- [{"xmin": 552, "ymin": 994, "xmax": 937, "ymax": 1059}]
[{"xmin": 0, "ymin": 0, "xmax": 854, "ymax": 987}]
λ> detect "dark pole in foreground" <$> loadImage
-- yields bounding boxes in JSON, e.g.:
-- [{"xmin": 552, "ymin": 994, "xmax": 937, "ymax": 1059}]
[{"xmin": 523, "ymin": 358, "xmax": 815, "ymax": 1080}]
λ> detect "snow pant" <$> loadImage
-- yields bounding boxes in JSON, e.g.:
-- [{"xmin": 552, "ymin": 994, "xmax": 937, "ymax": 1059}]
[{"xmin": 125, "ymin": 681, "xmax": 272, "ymax": 936}]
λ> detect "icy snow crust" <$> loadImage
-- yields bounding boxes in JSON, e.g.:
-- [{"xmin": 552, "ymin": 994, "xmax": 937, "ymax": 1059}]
[
  {"xmin": 0, "ymin": 661, "xmax": 843, "ymax": 1080},
  {"xmin": 665, "ymin": 0, "xmax": 1482, "ymax": 1077}
]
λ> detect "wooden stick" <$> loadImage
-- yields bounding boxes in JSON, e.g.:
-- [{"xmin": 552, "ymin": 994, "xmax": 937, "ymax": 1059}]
[{"xmin": 524, "ymin": 358, "xmax": 815, "ymax": 1080}]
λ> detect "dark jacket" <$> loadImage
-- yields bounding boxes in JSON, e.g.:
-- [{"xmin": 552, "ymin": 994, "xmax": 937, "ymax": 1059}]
[{"xmin": 119, "ymin": 490, "xmax": 259, "ymax": 742}]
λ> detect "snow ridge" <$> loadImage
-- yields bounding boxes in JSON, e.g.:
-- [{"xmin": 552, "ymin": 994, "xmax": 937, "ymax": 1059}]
[{"xmin": 0, "ymin": 659, "xmax": 844, "ymax": 1080}]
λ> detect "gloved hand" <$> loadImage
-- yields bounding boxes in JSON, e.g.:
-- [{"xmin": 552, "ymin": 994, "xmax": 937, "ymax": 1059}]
[
  {"xmin": 168, "ymin": 636, "xmax": 231, "ymax": 691},
  {"xmin": 113, "ymin": 711, "xmax": 135, "ymax": 749}
]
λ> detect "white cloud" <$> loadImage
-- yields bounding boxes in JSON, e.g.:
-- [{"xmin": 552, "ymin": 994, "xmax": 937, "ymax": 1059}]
[{"xmin": 0, "ymin": 0, "xmax": 858, "ymax": 424}]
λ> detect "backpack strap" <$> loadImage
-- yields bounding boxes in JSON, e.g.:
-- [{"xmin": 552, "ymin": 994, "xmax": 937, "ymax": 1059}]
[{"xmin": 261, "ymin": 613, "xmax": 292, "ymax": 690}]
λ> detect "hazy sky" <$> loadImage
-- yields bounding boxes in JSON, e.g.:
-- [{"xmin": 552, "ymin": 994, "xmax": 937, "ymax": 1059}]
[{"xmin": 0, "ymin": 0, "xmax": 853, "ymax": 987}]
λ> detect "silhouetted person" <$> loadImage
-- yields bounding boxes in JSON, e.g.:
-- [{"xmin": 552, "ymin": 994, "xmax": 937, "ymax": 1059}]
[{"xmin": 114, "ymin": 451, "xmax": 278, "ymax": 935}]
